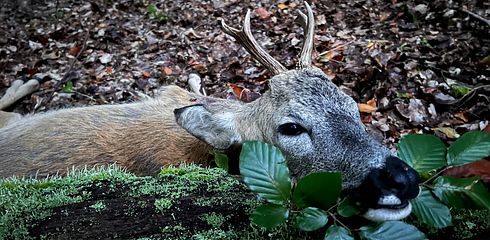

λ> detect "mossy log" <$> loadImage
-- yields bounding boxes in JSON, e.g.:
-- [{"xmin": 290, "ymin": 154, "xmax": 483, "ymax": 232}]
[
  {"xmin": 0, "ymin": 165, "xmax": 267, "ymax": 239},
  {"xmin": 0, "ymin": 165, "xmax": 488, "ymax": 240}
]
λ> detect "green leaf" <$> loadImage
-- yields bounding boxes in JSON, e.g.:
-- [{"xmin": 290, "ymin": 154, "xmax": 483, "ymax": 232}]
[
  {"xmin": 63, "ymin": 80, "xmax": 74, "ymax": 93},
  {"xmin": 212, "ymin": 150, "xmax": 228, "ymax": 172},
  {"xmin": 239, "ymin": 141, "xmax": 291, "ymax": 205},
  {"xmin": 397, "ymin": 134, "xmax": 446, "ymax": 172},
  {"xmin": 293, "ymin": 172, "xmax": 341, "ymax": 210},
  {"xmin": 324, "ymin": 225, "xmax": 354, "ymax": 240},
  {"xmin": 410, "ymin": 186, "xmax": 452, "ymax": 228},
  {"xmin": 360, "ymin": 221, "xmax": 425, "ymax": 240},
  {"xmin": 337, "ymin": 196, "xmax": 361, "ymax": 217},
  {"xmin": 433, "ymin": 176, "xmax": 490, "ymax": 209},
  {"xmin": 250, "ymin": 203, "xmax": 289, "ymax": 229},
  {"xmin": 447, "ymin": 131, "xmax": 490, "ymax": 166},
  {"xmin": 147, "ymin": 4, "xmax": 157, "ymax": 14},
  {"xmin": 295, "ymin": 207, "xmax": 328, "ymax": 231}
]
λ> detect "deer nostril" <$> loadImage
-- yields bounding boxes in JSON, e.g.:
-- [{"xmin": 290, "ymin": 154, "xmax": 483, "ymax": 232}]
[{"xmin": 384, "ymin": 156, "xmax": 420, "ymax": 199}]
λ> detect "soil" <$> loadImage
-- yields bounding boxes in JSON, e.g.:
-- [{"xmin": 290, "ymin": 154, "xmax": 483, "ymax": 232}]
[{"xmin": 29, "ymin": 179, "xmax": 253, "ymax": 239}]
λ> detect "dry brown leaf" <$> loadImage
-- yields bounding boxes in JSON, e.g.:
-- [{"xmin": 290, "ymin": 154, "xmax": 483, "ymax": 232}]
[
  {"xmin": 480, "ymin": 55, "xmax": 490, "ymax": 66},
  {"xmin": 142, "ymin": 71, "xmax": 151, "ymax": 79},
  {"xmin": 367, "ymin": 98, "xmax": 377, "ymax": 108},
  {"xmin": 228, "ymin": 83, "xmax": 260, "ymax": 103},
  {"xmin": 358, "ymin": 103, "xmax": 377, "ymax": 113},
  {"xmin": 432, "ymin": 127, "xmax": 460, "ymax": 139},
  {"xmin": 443, "ymin": 160, "xmax": 490, "ymax": 183},
  {"xmin": 192, "ymin": 64, "xmax": 208, "ymax": 73},
  {"xmin": 484, "ymin": 124, "xmax": 490, "ymax": 133},
  {"xmin": 228, "ymin": 83, "xmax": 244, "ymax": 99},
  {"xmin": 162, "ymin": 67, "xmax": 173, "ymax": 75},
  {"xmin": 454, "ymin": 112, "xmax": 468, "ymax": 122},
  {"xmin": 105, "ymin": 67, "xmax": 113, "ymax": 74},
  {"xmin": 69, "ymin": 46, "xmax": 81, "ymax": 56}
]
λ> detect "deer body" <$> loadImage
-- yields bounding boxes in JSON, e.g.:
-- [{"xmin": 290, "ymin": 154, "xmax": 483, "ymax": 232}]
[
  {"xmin": 0, "ymin": 3, "xmax": 420, "ymax": 222},
  {"xmin": 0, "ymin": 86, "xmax": 211, "ymax": 177}
]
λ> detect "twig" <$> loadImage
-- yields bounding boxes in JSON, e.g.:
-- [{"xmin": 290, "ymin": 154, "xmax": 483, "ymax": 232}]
[
  {"xmin": 44, "ymin": 30, "xmax": 90, "ymax": 104},
  {"xmin": 318, "ymin": 40, "xmax": 355, "ymax": 56},
  {"xmin": 327, "ymin": 211, "xmax": 350, "ymax": 230},
  {"xmin": 422, "ymin": 167, "xmax": 449, "ymax": 185},
  {"xmin": 460, "ymin": 9, "xmax": 490, "ymax": 27}
]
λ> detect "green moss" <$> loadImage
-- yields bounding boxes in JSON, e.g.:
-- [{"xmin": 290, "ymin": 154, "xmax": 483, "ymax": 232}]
[
  {"xmin": 0, "ymin": 164, "xmax": 315, "ymax": 239},
  {"xmin": 154, "ymin": 198, "xmax": 173, "ymax": 212},
  {"xmin": 397, "ymin": 92, "xmax": 411, "ymax": 99},
  {"xmin": 192, "ymin": 228, "xmax": 237, "ymax": 240},
  {"xmin": 451, "ymin": 209, "xmax": 490, "ymax": 239},
  {"xmin": 159, "ymin": 166, "xmax": 190, "ymax": 176},
  {"xmin": 160, "ymin": 224, "xmax": 186, "ymax": 234},
  {"xmin": 0, "ymin": 165, "xmax": 139, "ymax": 239},
  {"xmin": 89, "ymin": 201, "xmax": 106, "ymax": 212},
  {"xmin": 450, "ymin": 85, "xmax": 470, "ymax": 98},
  {"xmin": 200, "ymin": 212, "xmax": 227, "ymax": 228}
]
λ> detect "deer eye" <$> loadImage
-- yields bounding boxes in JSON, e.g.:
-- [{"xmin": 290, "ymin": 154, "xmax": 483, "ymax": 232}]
[{"xmin": 278, "ymin": 123, "xmax": 307, "ymax": 136}]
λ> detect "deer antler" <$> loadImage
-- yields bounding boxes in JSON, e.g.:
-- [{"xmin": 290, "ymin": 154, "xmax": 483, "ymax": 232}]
[
  {"xmin": 220, "ymin": 10, "xmax": 287, "ymax": 75},
  {"xmin": 296, "ymin": 2, "xmax": 315, "ymax": 68}
]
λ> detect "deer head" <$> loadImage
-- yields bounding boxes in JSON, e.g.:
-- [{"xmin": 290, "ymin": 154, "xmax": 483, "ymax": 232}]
[{"xmin": 174, "ymin": 2, "xmax": 419, "ymax": 221}]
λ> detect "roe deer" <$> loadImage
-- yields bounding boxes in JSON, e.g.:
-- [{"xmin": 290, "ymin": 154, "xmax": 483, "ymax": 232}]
[{"xmin": 0, "ymin": 3, "xmax": 419, "ymax": 221}]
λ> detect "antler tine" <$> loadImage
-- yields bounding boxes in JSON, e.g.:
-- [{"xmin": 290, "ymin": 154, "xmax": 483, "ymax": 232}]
[
  {"xmin": 295, "ymin": 9, "xmax": 307, "ymax": 35},
  {"xmin": 298, "ymin": 2, "xmax": 315, "ymax": 68},
  {"xmin": 220, "ymin": 10, "xmax": 287, "ymax": 75}
]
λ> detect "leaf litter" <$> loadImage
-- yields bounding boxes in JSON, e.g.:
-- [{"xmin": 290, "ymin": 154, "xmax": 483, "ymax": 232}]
[{"xmin": 0, "ymin": 0, "xmax": 488, "ymax": 160}]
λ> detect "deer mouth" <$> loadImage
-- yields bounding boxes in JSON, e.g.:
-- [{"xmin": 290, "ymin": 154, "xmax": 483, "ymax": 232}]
[{"xmin": 362, "ymin": 194, "xmax": 412, "ymax": 221}]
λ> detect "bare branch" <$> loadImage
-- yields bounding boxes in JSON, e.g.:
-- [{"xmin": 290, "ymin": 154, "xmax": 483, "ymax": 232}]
[
  {"xmin": 460, "ymin": 8, "xmax": 490, "ymax": 27},
  {"xmin": 220, "ymin": 10, "xmax": 287, "ymax": 75}
]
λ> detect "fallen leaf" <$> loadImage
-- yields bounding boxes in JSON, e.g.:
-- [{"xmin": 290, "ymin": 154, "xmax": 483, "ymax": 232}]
[
  {"xmin": 162, "ymin": 67, "xmax": 173, "ymax": 75},
  {"xmin": 278, "ymin": 3, "xmax": 287, "ymax": 10},
  {"xmin": 358, "ymin": 103, "xmax": 377, "ymax": 113},
  {"xmin": 367, "ymin": 98, "xmax": 377, "ymax": 108},
  {"xmin": 105, "ymin": 67, "xmax": 113, "ymax": 74},
  {"xmin": 228, "ymin": 83, "xmax": 244, "ymax": 99},
  {"xmin": 69, "ymin": 46, "xmax": 81, "ymax": 56},
  {"xmin": 142, "ymin": 71, "xmax": 151, "ymax": 78},
  {"xmin": 228, "ymin": 83, "xmax": 260, "ymax": 103},
  {"xmin": 454, "ymin": 112, "xmax": 469, "ymax": 122},
  {"xmin": 99, "ymin": 53, "xmax": 112, "ymax": 64},
  {"xmin": 361, "ymin": 114, "xmax": 372, "ymax": 123},
  {"xmin": 255, "ymin": 7, "xmax": 270, "ymax": 19},
  {"xmin": 480, "ymin": 55, "xmax": 490, "ymax": 66},
  {"xmin": 443, "ymin": 160, "xmax": 490, "ymax": 182},
  {"xmin": 484, "ymin": 125, "xmax": 490, "ymax": 133},
  {"xmin": 432, "ymin": 127, "xmax": 460, "ymax": 139},
  {"xmin": 192, "ymin": 64, "xmax": 208, "ymax": 73}
]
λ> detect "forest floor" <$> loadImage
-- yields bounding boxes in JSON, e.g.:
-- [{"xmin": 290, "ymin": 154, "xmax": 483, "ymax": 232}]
[{"xmin": 1, "ymin": 0, "xmax": 489, "ymax": 148}]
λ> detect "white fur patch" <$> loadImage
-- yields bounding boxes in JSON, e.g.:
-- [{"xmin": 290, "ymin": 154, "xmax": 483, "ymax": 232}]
[{"xmin": 363, "ymin": 202, "xmax": 412, "ymax": 222}]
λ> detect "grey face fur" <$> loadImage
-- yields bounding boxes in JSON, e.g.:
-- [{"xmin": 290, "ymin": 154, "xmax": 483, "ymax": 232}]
[
  {"xmin": 264, "ymin": 68, "xmax": 389, "ymax": 189},
  {"xmin": 176, "ymin": 68, "xmax": 388, "ymax": 189}
]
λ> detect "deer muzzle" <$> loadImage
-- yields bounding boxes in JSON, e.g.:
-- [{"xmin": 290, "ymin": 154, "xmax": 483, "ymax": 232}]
[{"xmin": 350, "ymin": 156, "xmax": 420, "ymax": 221}]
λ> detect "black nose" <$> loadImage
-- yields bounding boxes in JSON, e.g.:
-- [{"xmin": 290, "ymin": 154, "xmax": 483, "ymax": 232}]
[
  {"xmin": 350, "ymin": 156, "xmax": 420, "ymax": 208},
  {"xmin": 368, "ymin": 156, "xmax": 420, "ymax": 199}
]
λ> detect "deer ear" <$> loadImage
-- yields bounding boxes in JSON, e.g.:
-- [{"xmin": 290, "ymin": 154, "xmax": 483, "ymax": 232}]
[{"xmin": 174, "ymin": 104, "xmax": 241, "ymax": 149}]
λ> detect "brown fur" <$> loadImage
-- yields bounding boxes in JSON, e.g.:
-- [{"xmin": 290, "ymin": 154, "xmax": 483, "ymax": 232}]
[{"xmin": 0, "ymin": 86, "xmax": 212, "ymax": 178}]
